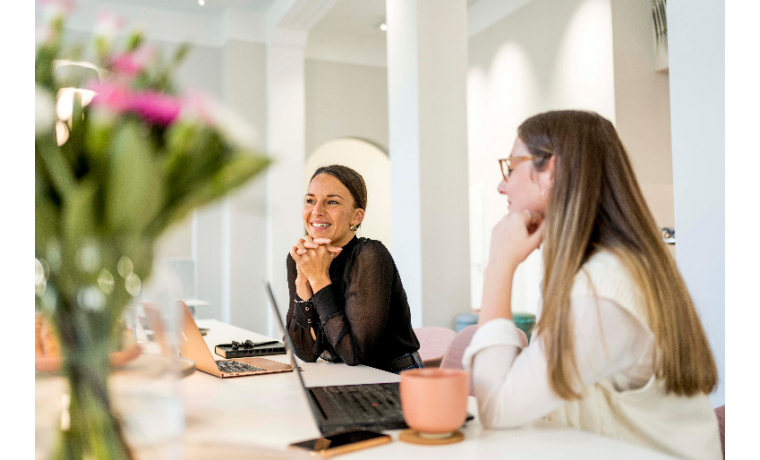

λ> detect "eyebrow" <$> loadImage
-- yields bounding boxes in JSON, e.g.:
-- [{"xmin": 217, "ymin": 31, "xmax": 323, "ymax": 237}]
[{"xmin": 305, "ymin": 193, "xmax": 344, "ymax": 199}]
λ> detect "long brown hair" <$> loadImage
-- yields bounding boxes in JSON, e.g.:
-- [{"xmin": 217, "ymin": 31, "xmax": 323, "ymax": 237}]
[{"xmin": 519, "ymin": 110, "xmax": 717, "ymax": 399}]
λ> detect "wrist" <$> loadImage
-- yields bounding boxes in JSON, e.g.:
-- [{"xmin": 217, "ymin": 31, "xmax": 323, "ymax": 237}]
[
  {"xmin": 309, "ymin": 275, "xmax": 332, "ymax": 294},
  {"xmin": 479, "ymin": 265, "xmax": 515, "ymax": 325},
  {"xmin": 295, "ymin": 285, "xmax": 312, "ymax": 301},
  {"xmin": 484, "ymin": 261, "xmax": 517, "ymax": 280}
]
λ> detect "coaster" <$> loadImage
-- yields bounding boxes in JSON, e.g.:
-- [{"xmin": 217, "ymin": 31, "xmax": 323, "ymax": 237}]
[{"xmin": 399, "ymin": 429, "xmax": 464, "ymax": 445}]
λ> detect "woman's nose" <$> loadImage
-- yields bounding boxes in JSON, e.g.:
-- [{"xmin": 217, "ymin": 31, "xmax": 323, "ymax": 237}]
[{"xmin": 497, "ymin": 179, "xmax": 508, "ymax": 195}]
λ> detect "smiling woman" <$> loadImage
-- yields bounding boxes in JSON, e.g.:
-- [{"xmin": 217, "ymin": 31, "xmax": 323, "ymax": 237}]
[
  {"xmin": 303, "ymin": 170, "xmax": 366, "ymax": 248},
  {"xmin": 285, "ymin": 165, "xmax": 422, "ymax": 374}
]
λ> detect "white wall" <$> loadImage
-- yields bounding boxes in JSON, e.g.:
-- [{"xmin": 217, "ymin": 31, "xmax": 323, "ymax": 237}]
[
  {"xmin": 305, "ymin": 29, "xmax": 387, "ymax": 68},
  {"xmin": 668, "ymin": 0, "xmax": 725, "ymax": 407},
  {"xmin": 466, "ymin": 0, "xmax": 616, "ymax": 313},
  {"xmin": 610, "ymin": 0, "xmax": 674, "ymax": 232},
  {"xmin": 304, "ymin": 59, "xmax": 389, "ymax": 156}
]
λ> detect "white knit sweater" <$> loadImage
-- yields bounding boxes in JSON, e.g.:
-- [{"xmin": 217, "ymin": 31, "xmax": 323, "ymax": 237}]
[{"xmin": 463, "ymin": 250, "xmax": 722, "ymax": 460}]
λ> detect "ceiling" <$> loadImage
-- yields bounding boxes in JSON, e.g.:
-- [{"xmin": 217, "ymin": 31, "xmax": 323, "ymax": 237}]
[
  {"xmin": 75, "ymin": 0, "xmax": 277, "ymax": 16},
  {"xmin": 310, "ymin": 0, "xmax": 387, "ymax": 38},
  {"xmin": 312, "ymin": 0, "xmax": 482, "ymax": 37},
  {"xmin": 60, "ymin": 0, "xmax": 514, "ymax": 52},
  {"xmin": 73, "ymin": 0, "xmax": 481, "ymax": 32}
]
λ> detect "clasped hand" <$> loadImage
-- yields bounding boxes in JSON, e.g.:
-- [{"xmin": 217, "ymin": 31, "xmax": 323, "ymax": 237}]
[{"xmin": 290, "ymin": 236, "xmax": 342, "ymax": 295}]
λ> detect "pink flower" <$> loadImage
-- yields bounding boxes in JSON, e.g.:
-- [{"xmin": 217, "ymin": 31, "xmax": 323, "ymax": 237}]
[
  {"xmin": 111, "ymin": 45, "xmax": 157, "ymax": 77},
  {"xmin": 89, "ymin": 82, "xmax": 181, "ymax": 127},
  {"xmin": 89, "ymin": 82, "xmax": 132, "ymax": 114},
  {"xmin": 131, "ymin": 92, "xmax": 181, "ymax": 126},
  {"xmin": 111, "ymin": 53, "xmax": 141, "ymax": 76}
]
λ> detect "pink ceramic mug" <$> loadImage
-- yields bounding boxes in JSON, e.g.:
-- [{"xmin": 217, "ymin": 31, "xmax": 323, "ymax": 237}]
[{"xmin": 399, "ymin": 368, "xmax": 469, "ymax": 438}]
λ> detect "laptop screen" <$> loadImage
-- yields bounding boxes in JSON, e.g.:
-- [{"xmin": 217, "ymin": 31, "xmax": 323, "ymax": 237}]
[{"xmin": 263, "ymin": 281, "xmax": 328, "ymax": 426}]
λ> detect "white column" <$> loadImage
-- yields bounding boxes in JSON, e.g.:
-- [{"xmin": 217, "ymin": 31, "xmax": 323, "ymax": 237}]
[
  {"xmin": 222, "ymin": 38, "xmax": 269, "ymax": 334},
  {"xmin": 668, "ymin": 0, "xmax": 725, "ymax": 407},
  {"xmin": 194, "ymin": 202, "xmax": 226, "ymax": 321},
  {"xmin": 386, "ymin": 0, "xmax": 471, "ymax": 328},
  {"xmin": 193, "ymin": 11, "xmax": 270, "ymax": 331},
  {"xmin": 266, "ymin": 29, "xmax": 309, "ymax": 334},
  {"xmin": 265, "ymin": 1, "xmax": 339, "ymax": 335}
]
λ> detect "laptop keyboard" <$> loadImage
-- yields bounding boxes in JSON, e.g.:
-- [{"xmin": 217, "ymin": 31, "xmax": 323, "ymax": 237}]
[
  {"xmin": 315, "ymin": 384, "xmax": 403, "ymax": 423},
  {"xmin": 216, "ymin": 360, "xmax": 265, "ymax": 373}
]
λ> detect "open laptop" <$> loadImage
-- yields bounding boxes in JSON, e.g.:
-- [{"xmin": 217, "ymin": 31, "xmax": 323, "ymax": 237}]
[
  {"xmin": 176, "ymin": 299, "xmax": 293, "ymax": 378},
  {"xmin": 264, "ymin": 281, "xmax": 415, "ymax": 435}
]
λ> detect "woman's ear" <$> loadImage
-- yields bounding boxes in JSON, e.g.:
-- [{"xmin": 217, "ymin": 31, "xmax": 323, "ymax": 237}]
[
  {"xmin": 352, "ymin": 208, "xmax": 365, "ymax": 227},
  {"xmin": 539, "ymin": 155, "xmax": 555, "ymax": 192}
]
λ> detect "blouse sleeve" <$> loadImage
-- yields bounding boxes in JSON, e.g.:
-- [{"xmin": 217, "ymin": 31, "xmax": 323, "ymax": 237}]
[
  {"xmin": 309, "ymin": 240, "xmax": 394, "ymax": 366},
  {"xmin": 285, "ymin": 253, "xmax": 321, "ymax": 362},
  {"xmin": 462, "ymin": 295, "xmax": 653, "ymax": 428}
]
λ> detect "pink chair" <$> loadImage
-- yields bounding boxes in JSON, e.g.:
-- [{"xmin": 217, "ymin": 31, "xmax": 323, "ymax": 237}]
[
  {"xmin": 440, "ymin": 324, "xmax": 529, "ymax": 395},
  {"xmin": 414, "ymin": 326, "xmax": 457, "ymax": 368},
  {"xmin": 715, "ymin": 405, "xmax": 725, "ymax": 458},
  {"xmin": 439, "ymin": 325, "xmax": 479, "ymax": 371}
]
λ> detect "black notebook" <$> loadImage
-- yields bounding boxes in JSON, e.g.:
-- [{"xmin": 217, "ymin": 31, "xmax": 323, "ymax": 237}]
[{"xmin": 215, "ymin": 342, "xmax": 286, "ymax": 359}]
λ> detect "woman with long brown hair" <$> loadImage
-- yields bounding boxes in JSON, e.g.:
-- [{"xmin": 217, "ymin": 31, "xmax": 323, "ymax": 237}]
[{"xmin": 464, "ymin": 110, "xmax": 721, "ymax": 459}]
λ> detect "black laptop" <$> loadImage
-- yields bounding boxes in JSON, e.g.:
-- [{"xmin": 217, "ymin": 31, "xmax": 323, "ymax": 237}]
[{"xmin": 264, "ymin": 281, "xmax": 414, "ymax": 435}]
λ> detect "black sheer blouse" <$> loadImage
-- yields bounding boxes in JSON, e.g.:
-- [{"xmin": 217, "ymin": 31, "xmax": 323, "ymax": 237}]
[{"xmin": 286, "ymin": 236, "xmax": 420, "ymax": 371}]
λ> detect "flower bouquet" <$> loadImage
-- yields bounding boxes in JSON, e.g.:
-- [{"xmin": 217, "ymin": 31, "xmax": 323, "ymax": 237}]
[{"xmin": 35, "ymin": 1, "xmax": 269, "ymax": 458}]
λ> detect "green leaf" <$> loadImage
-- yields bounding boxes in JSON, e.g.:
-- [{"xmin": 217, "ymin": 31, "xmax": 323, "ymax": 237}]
[
  {"xmin": 207, "ymin": 153, "xmax": 270, "ymax": 201},
  {"xmin": 35, "ymin": 192, "xmax": 60, "ymax": 254},
  {"xmin": 151, "ymin": 152, "xmax": 270, "ymax": 234},
  {"xmin": 125, "ymin": 30, "xmax": 144, "ymax": 52},
  {"xmin": 85, "ymin": 115, "xmax": 112, "ymax": 163},
  {"xmin": 171, "ymin": 43, "xmax": 191, "ymax": 68},
  {"xmin": 63, "ymin": 179, "xmax": 98, "ymax": 244},
  {"xmin": 105, "ymin": 121, "xmax": 164, "ymax": 235},
  {"xmin": 36, "ymin": 136, "xmax": 76, "ymax": 199}
]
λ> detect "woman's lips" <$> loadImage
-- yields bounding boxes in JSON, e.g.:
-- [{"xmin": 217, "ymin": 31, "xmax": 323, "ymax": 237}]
[{"xmin": 310, "ymin": 222, "xmax": 331, "ymax": 233}]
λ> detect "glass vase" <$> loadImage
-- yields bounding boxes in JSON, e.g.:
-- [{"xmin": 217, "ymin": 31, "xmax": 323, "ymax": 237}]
[{"xmin": 35, "ymin": 244, "xmax": 186, "ymax": 459}]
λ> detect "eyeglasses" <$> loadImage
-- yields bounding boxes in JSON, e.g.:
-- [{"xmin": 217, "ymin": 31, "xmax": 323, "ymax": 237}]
[{"xmin": 498, "ymin": 156, "xmax": 540, "ymax": 181}]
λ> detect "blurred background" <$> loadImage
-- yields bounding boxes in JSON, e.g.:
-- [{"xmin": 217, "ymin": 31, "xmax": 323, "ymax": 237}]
[{"xmin": 38, "ymin": 0, "xmax": 724, "ymax": 406}]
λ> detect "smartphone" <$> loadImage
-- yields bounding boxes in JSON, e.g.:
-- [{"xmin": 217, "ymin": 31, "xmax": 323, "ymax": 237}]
[{"xmin": 289, "ymin": 430, "xmax": 391, "ymax": 457}]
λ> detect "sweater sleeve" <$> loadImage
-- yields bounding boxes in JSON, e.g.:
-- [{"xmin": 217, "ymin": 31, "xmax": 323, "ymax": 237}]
[
  {"xmin": 463, "ymin": 295, "xmax": 653, "ymax": 428},
  {"xmin": 285, "ymin": 253, "xmax": 321, "ymax": 362}
]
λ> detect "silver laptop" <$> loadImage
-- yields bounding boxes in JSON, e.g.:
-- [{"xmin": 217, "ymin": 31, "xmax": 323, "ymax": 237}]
[{"xmin": 173, "ymin": 300, "xmax": 293, "ymax": 378}]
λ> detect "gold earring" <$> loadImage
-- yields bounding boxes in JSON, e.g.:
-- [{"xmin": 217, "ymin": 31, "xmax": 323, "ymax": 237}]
[{"xmin": 350, "ymin": 224, "xmax": 358, "ymax": 232}]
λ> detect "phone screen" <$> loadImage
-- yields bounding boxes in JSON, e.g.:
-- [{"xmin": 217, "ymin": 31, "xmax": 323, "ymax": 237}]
[{"xmin": 290, "ymin": 430, "xmax": 389, "ymax": 452}]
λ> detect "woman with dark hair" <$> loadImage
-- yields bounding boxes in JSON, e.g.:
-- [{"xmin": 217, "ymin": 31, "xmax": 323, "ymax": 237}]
[
  {"xmin": 286, "ymin": 165, "xmax": 422, "ymax": 373},
  {"xmin": 464, "ymin": 111, "xmax": 721, "ymax": 459}
]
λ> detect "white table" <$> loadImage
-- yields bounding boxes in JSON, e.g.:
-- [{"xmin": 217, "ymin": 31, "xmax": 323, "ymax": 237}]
[{"xmin": 175, "ymin": 319, "xmax": 675, "ymax": 459}]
